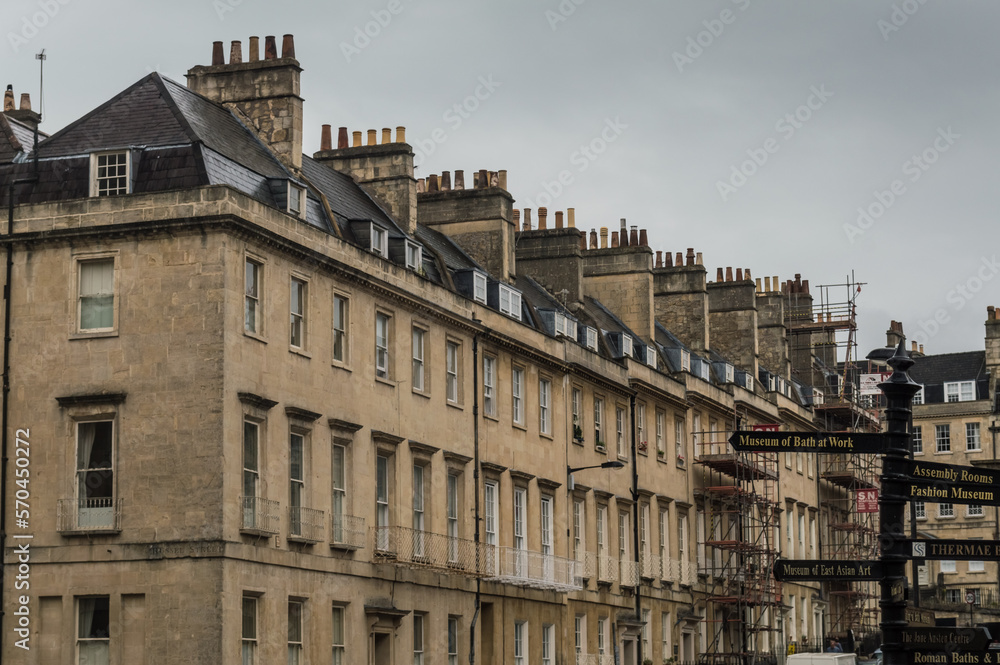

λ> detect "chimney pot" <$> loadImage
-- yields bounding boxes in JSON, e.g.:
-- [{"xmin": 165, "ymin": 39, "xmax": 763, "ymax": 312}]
[
  {"xmin": 248, "ymin": 36, "xmax": 260, "ymax": 62},
  {"xmin": 675, "ymin": 252, "xmax": 683, "ymax": 266},
  {"xmin": 639, "ymin": 229, "xmax": 648, "ymax": 247},
  {"xmin": 396, "ymin": 126, "xmax": 406, "ymax": 143},
  {"xmin": 656, "ymin": 251, "xmax": 662, "ymax": 268},
  {"xmin": 367, "ymin": 129, "xmax": 377, "ymax": 146},
  {"xmin": 513, "ymin": 210, "xmax": 520, "ymax": 224},
  {"xmin": 454, "ymin": 170, "xmax": 465, "ymax": 190},
  {"xmin": 919, "ymin": 344, "xmax": 924, "ymax": 353},
  {"xmin": 736, "ymin": 268, "xmax": 743, "ymax": 281},
  {"xmin": 489, "ymin": 171, "xmax": 498, "ymax": 187},
  {"xmin": 281, "ymin": 34, "xmax": 295, "ymax": 59},
  {"xmin": 764, "ymin": 276, "xmax": 772, "ymax": 292},
  {"xmin": 716, "ymin": 268, "xmax": 724, "ymax": 282},
  {"xmin": 664, "ymin": 252, "xmax": 673, "ymax": 267},
  {"xmin": 802, "ymin": 279, "xmax": 810, "ymax": 294},
  {"xmin": 696, "ymin": 252, "xmax": 703, "ymax": 266},
  {"xmin": 264, "ymin": 36, "xmax": 278, "ymax": 60},
  {"xmin": 567, "ymin": 208, "xmax": 576, "ymax": 228},
  {"xmin": 523, "ymin": 208, "xmax": 532, "ymax": 231},
  {"xmin": 230, "ymin": 40, "xmax": 243, "ymax": 64},
  {"xmin": 755, "ymin": 278, "xmax": 762, "ymax": 293},
  {"xmin": 428, "ymin": 174, "xmax": 439, "ymax": 192},
  {"xmin": 912, "ymin": 341, "xmax": 918, "ymax": 352},
  {"xmin": 416, "ymin": 178, "xmax": 425, "ymax": 193},
  {"xmin": 726, "ymin": 267, "xmax": 734, "ymax": 282},
  {"xmin": 590, "ymin": 229, "xmax": 598, "ymax": 249},
  {"xmin": 321, "ymin": 124, "xmax": 332, "ymax": 151},
  {"xmin": 555, "ymin": 211, "xmax": 564, "ymax": 229},
  {"xmin": 212, "ymin": 41, "xmax": 225, "ymax": 66},
  {"xmin": 538, "ymin": 207, "xmax": 548, "ymax": 230},
  {"xmin": 611, "ymin": 231, "xmax": 620, "ymax": 248},
  {"xmin": 745, "ymin": 268, "xmax": 752, "ymax": 281},
  {"xmin": 478, "ymin": 169, "xmax": 488, "ymax": 189},
  {"xmin": 629, "ymin": 226, "xmax": 639, "ymax": 247},
  {"xmin": 338, "ymin": 127, "xmax": 349, "ymax": 149},
  {"xmin": 352, "ymin": 131, "xmax": 362, "ymax": 147},
  {"xmin": 772, "ymin": 276, "xmax": 779, "ymax": 292},
  {"xmin": 601, "ymin": 228, "xmax": 609, "ymax": 249},
  {"xmin": 989, "ymin": 305, "xmax": 996, "ymax": 320},
  {"xmin": 580, "ymin": 234, "xmax": 587, "ymax": 251},
  {"xmin": 686, "ymin": 248, "xmax": 695, "ymax": 266},
  {"xmin": 441, "ymin": 171, "xmax": 451, "ymax": 191},
  {"xmin": 18, "ymin": 93, "xmax": 30, "ymax": 111},
  {"xmin": 498, "ymin": 170, "xmax": 507, "ymax": 190},
  {"xmin": 381, "ymin": 127, "xmax": 392, "ymax": 144}
]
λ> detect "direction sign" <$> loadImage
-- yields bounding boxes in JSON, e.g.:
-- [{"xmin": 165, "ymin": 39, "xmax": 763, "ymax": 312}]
[
  {"xmin": 728, "ymin": 431, "xmax": 885, "ymax": 454},
  {"xmin": 903, "ymin": 626, "xmax": 991, "ymax": 651},
  {"xmin": 910, "ymin": 540, "xmax": 1000, "ymax": 561},
  {"xmin": 904, "ymin": 458, "xmax": 1000, "ymax": 488},
  {"xmin": 905, "ymin": 480, "xmax": 999, "ymax": 506},
  {"xmin": 905, "ymin": 650, "xmax": 995, "ymax": 665},
  {"xmin": 772, "ymin": 559, "xmax": 883, "ymax": 582}
]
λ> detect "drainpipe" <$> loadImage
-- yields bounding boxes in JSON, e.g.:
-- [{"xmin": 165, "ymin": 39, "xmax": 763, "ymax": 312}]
[
  {"xmin": 469, "ymin": 326, "xmax": 481, "ymax": 665},
  {"xmin": 2, "ymin": 174, "xmax": 38, "ymax": 657},
  {"xmin": 630, "ymin": 392, "xmax": 642, "ymax": 664}
]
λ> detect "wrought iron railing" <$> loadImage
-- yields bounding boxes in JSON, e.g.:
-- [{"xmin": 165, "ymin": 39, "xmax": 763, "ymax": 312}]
[
  {"xmin": 487, "ymin": 546, "xmax": 581, "ymax": 591},
  {"xmin": 598, "ymin": 554, "xmax": 618, "ymax": 584},
  {"xmin": 240, "ymin": 495, "xmax": 280, "ymax": 535},
  {"xmin": 57, "ymin": 497, "xmax": 122, "ymax": 532},
  {"xmin": 331, "ymin": 514, "xmax": 366, "ymax": 550},
  {"xmin": 620, "ymin": 559, "xmax": 640, "ymax": 586},
  {"xmin": 372, "ymin": 526, "xmax": 482, "ymax": 574},
  {"xmin": 288, "ymin": 506, "xmax": 324, "ymax": 543}
]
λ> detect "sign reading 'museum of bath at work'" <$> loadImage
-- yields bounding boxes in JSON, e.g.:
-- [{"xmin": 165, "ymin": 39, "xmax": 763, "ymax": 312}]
[{"xmin": 728, "ymin": 431, "xmax": 885, "ymax": 453}]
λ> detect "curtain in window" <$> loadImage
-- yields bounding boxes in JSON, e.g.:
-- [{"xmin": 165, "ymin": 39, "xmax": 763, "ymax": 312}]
[
  {"xmin": 78, "ymin": 597, "xmax": 110, "ymax": 665},
  {"xmin": 80, "ymin": 261, "xmax": 114, "ymax": 329}
]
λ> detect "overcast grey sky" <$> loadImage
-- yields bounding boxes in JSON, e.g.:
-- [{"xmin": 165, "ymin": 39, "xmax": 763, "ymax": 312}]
[{"xmin": 4, "ymin": 0, "xmax": 998, "ymax": 360}]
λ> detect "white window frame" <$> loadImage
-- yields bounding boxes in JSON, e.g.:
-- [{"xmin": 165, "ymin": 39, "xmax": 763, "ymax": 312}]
[
  {"xmin": 594, "ymin": 397, "xmax": 605, "ymax": 447},
  {"xmin": 514, "ymin": 621, "xmax": 527, "ymax": 665},
  {"xmin": 499, "ymin": 284, "xmax": 522, "ymax": 320},
  {"xmin": 539, "ymin": 378, "xmax": 551, "ymax": 435},
  {"xmin": 573, "ymin": 499, "xmax": 586, "ymax": 562},
  {"xmin": 412, "ymin": 464, "xmax": 426, "ymax": 557},
  {"xmin": 332, "ymin": 605, "xmax": 346, "ymax": 665},
  {"xmin": 333, "ymin": 293, "xmax": 349, "ymax": 364},
  {"xmin": 375, "ymin": 454, "xmax": 391, "ymax": 548},
  {"xmin": 413, "ymin": 612, "xmax": 425, "ymax": 665},
  {"xmin": 332, "ymin": 444, "xmax": 347, "ymax": 541},
  {"xmin": 914, "ymin": 501, "xmax": 925, "ymax": 520},
  {"xmin": 616, "ymin": 406, "xmax": 627, "ymax": 459},
  {"xmin": 483, "ymin": 356, "xmax": 497, "ymax": 417},
  {"xmin": 512, "ymin": 366, "xmax": 525, "ymax": 426},
  {"xmin": 912, "ymin": 425, "xmax": 923, "ymax": 454},
  {"xmin": 513, "ymin": 487, "xmax": 527, "ymax": 551},
  {"xmin": 405, "ymin": 241, "xmax": 422, "ymax": 271},
  {"xmin": 938, "ymin": 503, "xmax": 954, "ymax": 518},
  {"xmin": 370, "ymin": 224, "xmax": 388, "ymax": 257},
  {"xmin": 680, "ymin": 350, "xmax": 691, "ymax": 372},
  {"xmin": 913, "ymin": 386, "xmax": 924, "ymax": 405},
  {"xmin": 287, "ymin": 182, "xmax": 306, "ymax": 218},
  {"xmin": 90, "ymin": 150, "xmax": 130, "ymax": 196},
  {"xmin": 76, "ymin": 254, "xmax": 118, "ymax": 335},
  {"xmin": 447, "ymin": 473, "xmax": 459, "ymax": 561},
  {"xmin": 541, "ymin": 495, "xmax": 553, "ymax": 558},
  {"xmin": 245, "ymin": 257, "xmax": 262, "ymax": 335},
  {"xmin": 446, "ymin": 341, "xmax": 460, "ymax": 404},
  {"xmin": 945, "ymin": 381, "xmax": 976, "ymax": 403},
  {"xmin": 598, "ymin": 617, "xmax": 609, "ymax": 657},
  {"xmin": 411, "ymin": 327, "xmax": 426, "ymax": 392},
  {"xmin": 968, "ymin": 504, "xmax": 984, "ymax": 517},
  {"xmin": 76, "ymin": 419, "xmax": 116, "ymax": 529},
  {"xmin": 636, "ymin": 402, "xmax": 646, "ymax": 450},
  {"xmin": 621, "ymin": 334, "xmax": 634, "ymax": 358},
  {"xmin": 554, "ymin": 312, "xmax": 577, "ymax": 339},
  {"xmin": 288, "ymin": 599, "xmax": 304, "ymax": 665},
  {"xmin": 473, "ymin": 272, "xmax": 488, "ymax": 304},
  {"xmin": 585, "ymin": 326, "xmax": 598, "ymax": 352},
  {"xmin": 242, "ymin": 595, "xmax": 257, "ymax": 665},
  {"xmin": 289, "ymin": 276, "xmax": 307, "ymax": 350},
  {"xmin": 77, "ymin": 595, "xmax": 111, "ymax": 665},
  {"xmin": 484, "ymin": 481, "xmax": 498, "ymax": 546},
  {"xmin": 575, "ymin": 615, "xmax": 586, "ymax": 656},
  {"xmin": 936, "ymin": 424, "xmax": 950, "ymax": 453},
  {"xmin": 656, "ymin": 410, "xmax": 665, "ymax": 456},
  {"xmin": 941, "ymin": 560, "xmax": 956, "ymax": 574},
  {"xmin": 969, "ymin": 559, "xmax": 985, "ymax": 573},
  {"xmin": 542, "ymin": 623, "xmax": 554, "ymax": 665},
  {"xmin": 966, "ymin": 422, "xmax": 981, "ymax": 451},
  {"xmin": 375, "ymin": 312, "xmax": 391, "ymax": 380},
  {"xmin": 448, "ymin": 617, "xmax": 459, "ymax": 665},
  {"xmin": 289, "ymin": 430, "xmax": 306, "ymax": 535},
  {"xmin": 659, "ymin": 507, "xmax": 669, "ymax": 580}
]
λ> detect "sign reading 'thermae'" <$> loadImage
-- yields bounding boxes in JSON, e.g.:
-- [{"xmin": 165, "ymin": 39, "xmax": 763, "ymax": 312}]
[
  {"xmin": 911, "ymin": 540, "xmax": 1000, "ymax": 561},
  {"xmin": 727, "ymin": 431, "xmax": 885, "ymax": 453}
]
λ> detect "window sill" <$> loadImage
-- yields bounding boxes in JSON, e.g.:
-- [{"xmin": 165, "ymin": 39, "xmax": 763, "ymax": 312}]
[
  {"xmin": 375, "ymin": 376, "xmax": 396, "ymax": 388},
  {"xmin": 59, "ymin": 527, "xmax": 121, "ymax": 537},
  {"xmin": 934, "ymin": 451, "xmax": 952, "ymax": 455},
  {"xmin": 289, "ymin": 347, "xmax": 312, "ymax": 359},
  {"xmin": 412, "ymin": 389, "xmax": 431, "ymax": 399},
  {"xmin": 513, "ymin": 422, "xmax": 527, "ymax": 432},
  {"xmin": 484, "ymin": 413, "xmax": 500, "ymax": 423},
  {"xmin": 243, "ymin": 330, "xmax": 267, "ymax": 344},
  {"xmin": 447, "ymin": 400, "xmax": 465, "ymax": 411},
  {"xmin": 572, "ymin": 437, "xmax": 585, "ymax": 447},
  {"xmin": 540, "ymin": 431, "xmax": 553, "ymax": 440},
  {"xmin": 966, "ymin": 514, "xmax": 985, "ymax": 519},
  {"xmin": 967, "ymin": 570, "xmax": 987, "ymax": 574},
  {"xmin": 967, "ymin": 448, "xmax": 982, "ymax": 453},
  {"xmin": 287, "ymin": 534, "xmax": 320, "ymax": 545},
  {"xmin": 331, "ymin": 360, "xmax": 351, "ymax": 372},
  {"xmin": 330, "ymin": 541, "xmax": 362, "ymax": 552},
  {"xmin": 936, "ymin": 515, "xmax": 956, "ymax": 520},
  {"xmin": 70, "ymin": 329, "xmax": 119, "ymax": 340}
]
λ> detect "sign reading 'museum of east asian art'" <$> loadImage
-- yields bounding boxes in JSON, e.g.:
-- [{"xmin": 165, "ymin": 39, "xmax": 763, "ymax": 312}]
[
  {"xmin": 772, "ymin": 559, "xmax": 883, "ymax": 582},
  {"xmin": 728, "ymin": 431, "xmax": 885, "ymax": 454}
]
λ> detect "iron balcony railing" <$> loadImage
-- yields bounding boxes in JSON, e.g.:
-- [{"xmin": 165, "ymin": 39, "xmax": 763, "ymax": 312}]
[
  {"xmin": 486, "ymin": 546, "xmax": 582, "ymax": 591},
  {"xmin": 240, "ymin": 495, "xmax": 280, "ymax": 535},
  {"xmin": 620, "ymin": 559, "xmax": 640, "ymax": 587},
  {"xmin": 640, "ymin": 552, "xmax": 661, "ymax": 579},
  {"xmin": 597, "ymin": 554, "xmax": 618, "ymax": 584},
  {"xmin": 372, "ymin": 525, "xmax": 483, "ymax": 575},
  {"xmin": 330, "ymin": 514, "xmax": 366, "ymax": 550},
  {"xmin": 57, "ymin": 497, "xmax": 122, "ymax": 533},
  {"xmin": 288, "ymin": 506, "xmax": 325, "ymax": 543}
]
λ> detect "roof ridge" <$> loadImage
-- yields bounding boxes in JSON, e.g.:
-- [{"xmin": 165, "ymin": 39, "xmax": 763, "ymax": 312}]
[{"xmin": 151, "ymin": 73, "xmax": 203, "ymax": 146}]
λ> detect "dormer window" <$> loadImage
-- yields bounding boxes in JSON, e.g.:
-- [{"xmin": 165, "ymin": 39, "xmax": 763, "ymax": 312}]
[
  {"xmin": 646, "ymin": 346, "xmax": 657, "ymax": 369},
  {"xmin": 287, "ymin": 183, "xmax": 306, "ymax": 218},
  {"xmin": 621, "ymin": 335, "xmax": 633, "ymax": 358},
  {"xmin": 498, "ymin": 284, "xmax": 521, "ymax": 320},
  {"xmin": 585, "ymin": 327, "xmax": 598, "ymax": 352},
  {"xmin": 473, "ymin": 273, "xmax": 488, "ymax": 304},
  {"xmin": 370, "ymin": 225, "xmax": 388, "ymax": 258},
  {"xmin": 724, "ymin": 364, "xmax": 734, "ymax": 383},
  {"xmin": 91, "ymin": 151, "xmax": 129, "ymax": 197},
  {"xmin": 813, "ymin": 388, "xmax": 825, "ymax": 405},
  {"xmin": 680, "ymin": 350, "xmax": 691, "ymax": 372},
  {"xmin": 698, "ymin": 359, "xmax": 710, "ymax": 381},
  {"xmin": 554, "ymin": 313, "xmax": 577, "ymax": 339},
  {"xmin": 405, "ymin": 241, "xmax": 422, "ymax": 271},
  {"xmin": 744, "ymin": 375, "xmax": 754, "ymax": 391}
]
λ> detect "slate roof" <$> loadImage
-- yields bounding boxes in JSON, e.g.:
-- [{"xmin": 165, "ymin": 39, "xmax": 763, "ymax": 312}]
[
  {"xmin": 0, "ymin": 114, "xmax": 43, "ymax": 163},
  {"xmin": 413, "ymin": 224, "xmax": 482, "ymax": 273},
  {"xmin": 910, "ymin": 350, "xmax": 989, "ymax": 404}
]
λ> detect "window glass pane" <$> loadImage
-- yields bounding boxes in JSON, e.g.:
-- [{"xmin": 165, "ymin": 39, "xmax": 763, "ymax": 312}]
[
  {"xmin": 242, "ymin": 597, "xmax": 256, "ymax": 640},
  {"xmin": 80, "ymin": 260, "xmax": 114, "ymax": 329}
]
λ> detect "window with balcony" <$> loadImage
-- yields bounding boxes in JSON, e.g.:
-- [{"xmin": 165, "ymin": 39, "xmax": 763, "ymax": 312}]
[
  {"xmin": 514, "ymin": 488, "xmax": 527, "ymax": 552},
  {"xmin": 289, "ymin": 431, "xmax": 306, "ymax": 538},
  {"xmin": 541, "ymin": 495, "xmax": 554, "ymax": 562},
  {"xmin": 447, "ymin": 473, "xmax": 460, "ymax": 562},
  {"xmin": 412, "ymin": 464, "xmax": 427, "ymax": 557},
  {"xmin": 77, "ymin": 596, "xmax": 110, "ymax": 665},
  {"xmin": 375, "ymin": 454, "xmax": 392, "ymax": 550},
  {"xmin": 75, "ymin": 420, "xmax": 115, "ymax": 530},
  {"xmin": 484, "ymin": 481, "xmax": 498, "ymax": 548},
  {"xmin": 573, "ymin": 499, "xmax": 585, "ymax": 563}
]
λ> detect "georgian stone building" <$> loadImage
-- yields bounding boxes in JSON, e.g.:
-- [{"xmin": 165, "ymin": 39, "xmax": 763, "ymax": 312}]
[{"xmin": 2, "ymin": 34, "xmax": 886, "ymax": 665}]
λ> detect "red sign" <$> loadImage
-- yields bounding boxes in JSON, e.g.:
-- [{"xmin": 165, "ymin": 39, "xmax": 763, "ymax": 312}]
[
  {"xmin": 856, "ymin": 489, "xmax": 879, "ymax": 513},
  {"xmin": 752, "ymin": 424, "xmax": 780, "ymax": 432}
]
